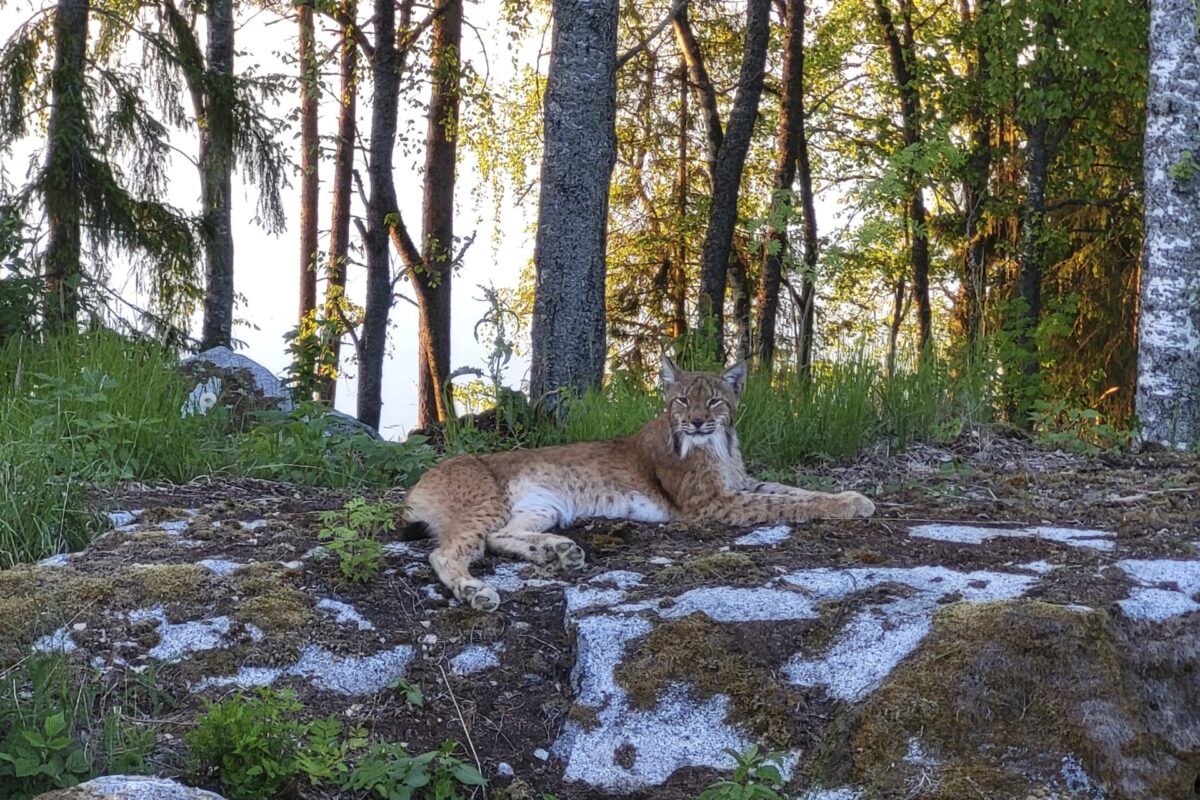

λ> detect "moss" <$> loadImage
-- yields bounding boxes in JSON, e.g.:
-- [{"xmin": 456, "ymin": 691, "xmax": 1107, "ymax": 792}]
[
  {"xmin": 657, "ymin": 551, "xmax": 761, "ymax": 584},
  {"xmin": 843, "ymin": 547, "xmax": 887, "ymax": 565},
  {"xmin": 129, "ymin": 564, "xmax": 208, "ymax": 603},
  {"xmin": 567, "ymin": 703, "xmax": 601, "ymax": 731},
  {"xmin": 615, "ymin": 614, "xmax": 803, "ymax": 747},
  {"xmin": 441, "ymin": 607, "xmax": 506, "ymax": 638},
  {"xmin": 129, "ymin": 530, "xmax": 172, "ymax": 544},
  {"xmin": 236, "ymin": 590, "xmax": 313, "ymax": 633},
  {"xmin": 138, "ymin": 506, "xmax": 189, "ymax": 524},
  {"xmin": 844, "ymin": 601, "xmax": 1181, "ymax": 798}
]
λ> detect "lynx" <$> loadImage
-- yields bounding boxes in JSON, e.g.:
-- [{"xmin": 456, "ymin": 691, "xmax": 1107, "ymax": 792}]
[{"xmin": 403, "ymin": 359, "xmax": 875, "ymax": 611}]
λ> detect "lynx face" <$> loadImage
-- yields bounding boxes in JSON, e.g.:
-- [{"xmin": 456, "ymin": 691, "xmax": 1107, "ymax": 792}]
[{"xmin": 662, "ymin": 358, "xmax": 747, "ymax": 459}]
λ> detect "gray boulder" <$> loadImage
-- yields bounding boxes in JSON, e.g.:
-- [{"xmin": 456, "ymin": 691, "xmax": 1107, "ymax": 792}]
[{"xmin": 35, "ymin": 776, "xmax": 225, "ymax": 800}]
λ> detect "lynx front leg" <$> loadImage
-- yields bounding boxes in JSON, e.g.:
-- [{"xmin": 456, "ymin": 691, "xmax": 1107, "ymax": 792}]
[{"xmin": 485, "ymin": 508, "xmax": 586, "ymax": 571}]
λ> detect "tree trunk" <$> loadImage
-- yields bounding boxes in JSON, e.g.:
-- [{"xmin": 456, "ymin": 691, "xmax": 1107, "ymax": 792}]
[
  {"xmin": 671, "ymin": 55, "xmax": 689, "ymax": 340},
  {"xmin": 358, "ymin": 0, "xmax": 401, "ymax": 429},
  {"xmin": 874, "ymin": 0, "xmax": 931, "ymax": 353},
  {"xmin": 414, "ymin": 0, "xmax": 462, "ymax": 429},
  {"xmin": 199, "ymin": 0, "xmax": 235, "ymax": 350},
  {"xmin": 1137, "ymin": 0, "xmax": 1200, "ymax": 449},
  {"xmin": 298, "ymin": 0, "xmax": 319, "ymax": 324},
  {"xmin": 695, "ymin": 0, "xmax": 771, "ymax": 362},
  {"xmin": 529, "ymin": 0, "xmax": 618, "ymax": 409},
  {"xmin": 754, "ymin": 0, "xmax": 806, "ymax": 366},
  {"xmin": 729, "ymin": 244, "xmax": 753, "ymax": 361},
  {"xmin": 958, "ymin": 0, "xmax": 992, "ymax": 349},
  {"xmin": 42, "ymin": 0, "xmax": 89, "ymax": 333},
  {"xmin": 320, "ymin": 0, "xmax": 358, "ymax": 404},
  {"xmin": 672, "ymin": 5, "xmax": 721, "ymax": 183},
  {"xmin": 1013, "ymin": 10, "xmax": 1059, "ymax": 387}
]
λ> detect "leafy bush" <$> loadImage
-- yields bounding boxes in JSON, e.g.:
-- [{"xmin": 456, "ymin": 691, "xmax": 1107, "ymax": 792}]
[
  {"xmin": 343, "ymin": 740, "xmax": 487, "ymax": 800},
  {"xmin": 317, "ymin": 497, "xmax": 402, "ymax": 583},
  {"xmin": 237, "ymin": 402, "xmax": 435, "ymax": 488},
  {"xmin": 186, "ymin": 688, "xmax": 309, "ymax": 800}
]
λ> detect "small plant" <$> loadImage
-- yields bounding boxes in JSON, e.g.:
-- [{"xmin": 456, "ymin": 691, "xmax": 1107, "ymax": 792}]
[
  {"xmin": 186, "ymin": 688, "xmax": 309, "ymax": 800},
  {"xmin": 295, "ymin": 718, "xmax": 368, "ymax": 787},
  {"xmin": 0, "ymin": 657, "xmax": 94, "ymax": 799},
  {"xmin": 343, "ymin": 739, "xmax": 488, "ymax": 800},
  {"xmin": 1031, "ymin": 399, "xmax": 1132, "ymax": 456},
  {"xmin": 391, "ymin": 678, "xmax": 425, "ymax": 707},
  {"xmin": 317, "ymin": 497, "xmax": 402, "ymax": 583},
  {"xmin": 1170, "ymin": 149, "xmax": 1198, "ymax": 182},
  {"xmin": 697, "ymin": 746, "xmax": 787, "ymax": 800}
]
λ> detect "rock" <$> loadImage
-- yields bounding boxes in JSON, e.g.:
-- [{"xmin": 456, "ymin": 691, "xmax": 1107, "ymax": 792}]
[
  {"xmin": 4, "ymin": 455, "xmax": 1200, "ymax": 799},
  {"xmin": 179, "ymin": 346, "xmax": 380, "ymax": 439},
  {"xmin": 35, "ymin": 775, "xmax": 225, "ymax": 799}
]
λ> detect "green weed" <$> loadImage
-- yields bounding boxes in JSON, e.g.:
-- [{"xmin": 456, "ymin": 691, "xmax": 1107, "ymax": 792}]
[
  {"xmin": 316, "ymin": 497, "xmax": 402, "ymax": 583},
  {"xmin": 698, "ymin": 745, "xmax": 787, "ymax": 800}
]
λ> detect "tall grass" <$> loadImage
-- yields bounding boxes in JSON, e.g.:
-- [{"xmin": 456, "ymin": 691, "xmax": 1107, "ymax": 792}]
[
  {"xmin": 532, "ymin": 351, "xmax": 993, "ymax": 471},
  {"xmin": 0, "ymin": 332, "xmax": 230, "ymax": 566}
]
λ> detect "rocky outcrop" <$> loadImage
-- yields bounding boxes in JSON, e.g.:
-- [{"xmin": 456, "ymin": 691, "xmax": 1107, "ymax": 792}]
[
  {"xmin": 5, "ymin": 448, "xmax": 1200, "ymax": 799},
  {"xmin": 36, "ymin": 776, "xmax": 225, "ymax": 799}
]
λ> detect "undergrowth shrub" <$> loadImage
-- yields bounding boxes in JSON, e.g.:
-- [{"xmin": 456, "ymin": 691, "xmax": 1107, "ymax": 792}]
[
  {"xmin": 237, "ymin": 402, "xmax": 435, "ymax": 488},
  {"xmin": 0, "ymin": 656, "xmax": 161, "ymax": 799}
]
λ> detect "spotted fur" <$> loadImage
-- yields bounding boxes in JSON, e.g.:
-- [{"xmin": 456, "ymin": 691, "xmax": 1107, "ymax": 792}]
[{"xmin": 404, "ymin": 358, "xmax": 875, "ymax": 611}]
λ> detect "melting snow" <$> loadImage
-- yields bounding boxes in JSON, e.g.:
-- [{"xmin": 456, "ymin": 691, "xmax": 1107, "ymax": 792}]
[
  {"xmin": 733, "ymin": 525, "xmax": 791, "ymax": 546},
  {"xmin": 451, "ymin": 643, "xmax": 502, "ymax": 675},
  {"xmin": 909, "ymin": 523, "xmax": 1114, "ymax": 551},
  {"xmin": 317, "ymin": 598, "xmax": 375, "ymax": 630},
  {"xmin": 193, "ymin": 644, "xmax": 414, "ymax": 695},
  {"xmin": 1116, "ymin": 559, "xmax": 1200, "ymax": 621}
]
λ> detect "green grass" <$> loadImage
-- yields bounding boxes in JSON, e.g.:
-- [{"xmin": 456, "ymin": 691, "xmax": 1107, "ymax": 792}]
[{"xmin": 0, "ymin": 331, "xmax": 230, "ymax": 566}]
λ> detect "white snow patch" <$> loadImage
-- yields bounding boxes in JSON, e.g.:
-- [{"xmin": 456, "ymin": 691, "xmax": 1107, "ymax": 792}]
[
  {"xmin": 107, "ymin": 510, "xmax": 141, "ymax": 527},
  {"xmin": 451, "ymin": 643, "xmax": 503, "ymax": 675},
  {"xmin": 384, "ymin": 541, "xmax": 425, "ymax": 559},
  {"xmin": 909, "ymin": 523, "xmax": 1114, "ymax": 551},
  {"xmin": 733, "ymin": 525, "xmax": 791, "ymax": 546},
  {"xmin": 317, "ymin": 598, "xmax": 375, "ymax": 630},
  {"xmin": 1116, "ymin": 559, "xmax": 1200, "ymax": 621},
  {"xmin": 129, "ymin": 606, "xmax": 259, "ymax": 661},
  {"xmin": 193, "ymin": 644, "xmax": 414, "ymax": 695},
  {"xmin": 33, "ymin": 627, "xmax": 77, "ymax": 654},
  {"xmin": 197, "ymin": 559, "xmax": 241, "ymax": 577}
]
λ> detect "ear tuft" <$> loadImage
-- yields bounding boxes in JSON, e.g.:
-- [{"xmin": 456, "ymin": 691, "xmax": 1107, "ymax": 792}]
[
  {"xmin": 722, "ymin": 361, "xmax": 748, "ymax": 395},
  {"xmin": 662, "ymin": 355, "xmax": 684, "ymax": 387}
]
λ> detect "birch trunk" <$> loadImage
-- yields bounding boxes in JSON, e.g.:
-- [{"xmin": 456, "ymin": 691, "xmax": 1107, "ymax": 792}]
[{"xmin": 1137, "ymin": 0, "xmax": 1200, "ymax": 449}]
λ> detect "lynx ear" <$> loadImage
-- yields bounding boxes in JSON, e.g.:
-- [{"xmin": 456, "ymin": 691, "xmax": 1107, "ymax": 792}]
[
  {"xmin": 662, "ymin": 355, "xmax": 685, "ymax": 388},
  {"xmin": 722, "ymin": 361, "xmax": 748, "ymax": 395}
]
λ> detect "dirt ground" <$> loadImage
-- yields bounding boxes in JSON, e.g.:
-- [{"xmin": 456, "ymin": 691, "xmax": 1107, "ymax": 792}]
[{"xmin": 15, "ymin": 434, "xmax": 1198, "ymax": 799}]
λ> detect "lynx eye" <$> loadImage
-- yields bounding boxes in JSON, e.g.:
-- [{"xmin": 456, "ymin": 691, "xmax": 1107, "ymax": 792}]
[
  {"xmin": 707, "ymin": 398, "xmax": 724, "ymax": 408},
  {"xmin": 672, "ymin": 397, "xmax": 689, "ymax": 407}
]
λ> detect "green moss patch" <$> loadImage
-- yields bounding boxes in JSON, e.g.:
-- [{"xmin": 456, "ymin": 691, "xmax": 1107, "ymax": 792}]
[
  {"xmin": 128, "ymin": 564, "xmax": 208, "ymax": 604},
  {"xmin": 656, "ymin": 552, "xmax": 764, "ymax": 585},
  {"xmin": 845, "ymin": 601, "xmax": 1196, "ymax": 798}
]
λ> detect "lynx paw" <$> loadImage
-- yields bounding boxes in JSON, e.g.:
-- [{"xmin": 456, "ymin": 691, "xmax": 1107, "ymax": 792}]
[
  {"xmin": 838, "ymin": 491, "xmax": 875, "ymax": 518},
  {"xmin": 553, "ymin": 540, "xmax": 587, "ymax": 571},
  {"xmin": 460, "ymin": 582, "xmax": 500, "ymax": 612}
]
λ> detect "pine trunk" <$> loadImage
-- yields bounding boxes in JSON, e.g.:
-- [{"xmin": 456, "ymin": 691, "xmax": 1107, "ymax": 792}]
[
  {"xmin": 43, "ymin": 0, "xmax": 89, "ymax": 333},
  {"xmin": 298, "ymin": 0, "xmax": 319, "ymax": 324},
  {"xmin": 529, "ymin": 0, "xmax": 618, "ymax": 409},
  {"xmin": 695, "ymin": 0, "xmax": 770, "ymax": 363},
  {"xmin": 1137, "ymin": 0, "xmax": 1200, "ymax": 449},
  {"xmin": 320, "ymin": 0, "xmax": 358, "ymax": 404},
  {"xmin": 415, "ymin": 0, "xmax": 462, "ymax": 429},
  {"xmin": 959, "ymin": 0, "xmax": 992, "ymax": 348},
  {"xmin": 200, "ymin": 0, "xmax": 236, "ymax": 350}
]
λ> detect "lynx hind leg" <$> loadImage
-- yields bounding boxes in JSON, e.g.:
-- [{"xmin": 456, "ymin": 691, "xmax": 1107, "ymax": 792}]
[
  {"xmin": 406, "ymin": 457, "xmax": 507, "ymax": 611},
  {"xmin": 485, "ymin": 508, "xmax": 586, "ymax": 571}
]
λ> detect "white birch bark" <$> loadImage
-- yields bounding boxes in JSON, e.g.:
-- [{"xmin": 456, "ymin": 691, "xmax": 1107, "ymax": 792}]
[{"xmin": 1138, "ymin": 0, "xmax": 1200, "ymax": 449}]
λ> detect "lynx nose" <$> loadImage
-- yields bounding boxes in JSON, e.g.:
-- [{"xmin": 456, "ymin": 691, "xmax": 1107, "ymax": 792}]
[{"xmin": 690, "ymin": 417, "xmax": 705, "ymax": 428}]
